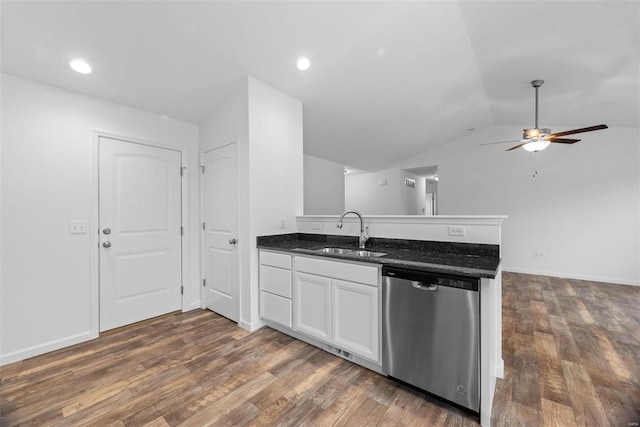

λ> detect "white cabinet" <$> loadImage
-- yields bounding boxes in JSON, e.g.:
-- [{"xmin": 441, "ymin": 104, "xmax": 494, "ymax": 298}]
[
  {"xmin": 332, "ymin": 279, "xmax": 379, "ymax": 361},
  {"xmin": 261, "ymin": 265, "xmax": 292, "ymax": 298},
  {"xmin": 259, "ymin": 250, "xmax": 380, "ymax": 364},
  {"xmin": 259, "ymin": 251, "xmax": 292, "ymax": 327},
  {"xmin": 294, "ymin": 255, "xmax": 380, "ymax": 363},
  {"xmin": 261, "ymin": 292, "xmax": 292, "ymax": 327},
  {"xmin": 294, "ymin": 272, "xmax": 332, "ymax": 341}
]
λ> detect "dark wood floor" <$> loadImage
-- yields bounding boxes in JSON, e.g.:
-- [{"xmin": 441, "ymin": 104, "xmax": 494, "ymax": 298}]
[{"xmin": 1, "ymin": 272, "xmax": 639, "ymax": 426}]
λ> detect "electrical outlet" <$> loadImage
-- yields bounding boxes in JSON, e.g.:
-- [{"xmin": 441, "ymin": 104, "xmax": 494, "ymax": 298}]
[
  {"xmin": 533, "ymin": 251, "xmax": 540, "ymax": 258},
  {"xmin": 69, "ymin": 220, "xmax": 88, "ymax": 234},
  {"xmin": 448, "ymin": 225, "xmax": 466, "ymax": 236},
  {"xmin": 539, "ymin": 250, "xmax": 547, "ymax": 259},
  {"xmin": 312, "ymin": 222, "xmax": 322, "ymax": 230}
]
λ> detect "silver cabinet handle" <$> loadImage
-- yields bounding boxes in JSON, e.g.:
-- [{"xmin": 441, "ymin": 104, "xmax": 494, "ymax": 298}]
[
  {"xmin": 103, "ymin": 228, "xmax": 111, "ymax": 235},
  {"xmin": 411, "ymin": 281, "xmax": 437, "ymax": 291},
  {"xmin": 103, "ymin": 241, "xmax": 112, "ymax": 248},
  {"xmin": 229, "ymin": 238, "xmax": 237, "ymax": 245}
]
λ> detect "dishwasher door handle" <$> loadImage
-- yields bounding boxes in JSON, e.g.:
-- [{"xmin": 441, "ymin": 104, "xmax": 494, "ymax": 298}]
[{"xmin": 411, "ymin": 281, "xmax": 438, "ymax": 291}]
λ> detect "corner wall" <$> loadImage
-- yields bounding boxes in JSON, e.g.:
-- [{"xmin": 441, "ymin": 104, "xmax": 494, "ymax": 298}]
[
  {"xmin": 0, "ymin": 74, "xmax": 201, "ymax": 364},
  {"xmin": 304, "ymin": 154, "xmax": 345, "ymax": 215},
  {"xmin": 247, "ymin": 76, "xmax": 303, "ymax": 329},
  {"xmin": 199, "ymin": 76, "xmax": 303, "ymax": 331}
]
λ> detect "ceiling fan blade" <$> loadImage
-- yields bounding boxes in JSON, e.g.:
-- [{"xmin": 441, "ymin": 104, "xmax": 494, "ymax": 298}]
[
  {"xmin": 480, "ymin": 139, "xmax": 521, "ymax": 146},
  {"xmin": 547, "ymin": 124, "xmax": 608, "ymax": 138},
  {"xmin": 548, "ymin": 137, "xmax": 581, "ymax": 144},
  {"xmin": 505, "ymin": 142, "xmax": 528, "ymax": 151}
]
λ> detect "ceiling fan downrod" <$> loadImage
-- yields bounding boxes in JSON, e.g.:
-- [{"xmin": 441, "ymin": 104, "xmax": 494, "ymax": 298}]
[{"xmin": 532, "ymin": 79, "xmax": 544, "ymax": 130}]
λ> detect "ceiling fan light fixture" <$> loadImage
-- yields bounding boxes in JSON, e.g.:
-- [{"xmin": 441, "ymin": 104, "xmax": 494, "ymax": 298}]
[
  {"xmin": 522, "ymin": 138, "xmax": 551, "ymax": 152},
  {"xmin": 69, "ymin": 59, "xmax": 92, "ymax": 74},
  {"xmin": 523, "ymin": 128, "xmax": 550, "ymax": 139},
  {"xmin": 483, "ymin": 80, "xmax": 607, "ymax": 152}
]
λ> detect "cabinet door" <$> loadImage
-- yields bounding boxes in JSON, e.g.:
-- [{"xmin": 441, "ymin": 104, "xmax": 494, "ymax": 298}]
[
  {"xmin": 332, "ymin": 279, "xmax": 379, "ymax": 362},
  {"xmin": 294, "ymin": 272, "xmax": 331, "ymax": 342}
]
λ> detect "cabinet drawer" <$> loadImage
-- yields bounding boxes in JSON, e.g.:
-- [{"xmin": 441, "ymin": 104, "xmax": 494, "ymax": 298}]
[
  {"xmin": 260, "ymin": 265, "xmax": 292, "ymax": 298},
  {"xmin": 295, "ymin": 256, "xmax": 379, "ymax": 286},
  {"xmin": 260, "ymin": 250, "xmax": 292, "ymax": 269},
  {"xmin": 260, "ymin": 291, "xmax": 292, "ymax": 328}
]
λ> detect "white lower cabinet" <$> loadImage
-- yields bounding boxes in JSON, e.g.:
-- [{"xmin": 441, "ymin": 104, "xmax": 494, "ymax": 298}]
[
  {"xmin": 332, "ymin": 279, "xmax": 379, "ymax": 361},
  {"xmin": 260, "ymin": 291, "xmax": 292, "ymax": 328},
  {"xmin": 294, "ymin": 272, "xmax": 332, "ymax": 342},
  {"xmin": 259, "ymin": 250, "xmax": 380, "ymax": 364},
  {"xmin": 259, "ymin": 251, "xmax": 293, "ymax": 327},
  {"xmin": 294, "ymin": 256, "xmax": 380, "ymax": 363}
]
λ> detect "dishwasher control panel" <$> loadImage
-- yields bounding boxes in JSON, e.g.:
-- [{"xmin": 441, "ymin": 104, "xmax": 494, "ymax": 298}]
[{"xmin": 382, "ymin": 266, "xmax": 478, "ymax": 291}]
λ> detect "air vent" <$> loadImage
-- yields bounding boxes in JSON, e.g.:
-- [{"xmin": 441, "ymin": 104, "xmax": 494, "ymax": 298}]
[{"xmin": 322, "ymin": 344, "xmax": 353, "ymax": 361}]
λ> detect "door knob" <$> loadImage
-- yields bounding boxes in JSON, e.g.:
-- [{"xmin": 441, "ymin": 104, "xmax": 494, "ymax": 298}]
[
  {"xmin": 103, "ymin": 228, "xmax": 111, "ymax": 235},
  {"xmin": 102, "ymin": 241, "xmax": 112, "ymax": 248},
  {"xmin": 229, "ymin": 238, "xmax": 237, "ymax": 245}
]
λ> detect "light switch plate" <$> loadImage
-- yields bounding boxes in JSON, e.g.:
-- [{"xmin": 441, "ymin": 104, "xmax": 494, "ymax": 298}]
[
  {"xmin": 312, "ymin": 222, "xmax": 322, "ymax": 230},
  {"xmin": 69, "ymin": 220, "xmax": 89, "ymax": 234}
]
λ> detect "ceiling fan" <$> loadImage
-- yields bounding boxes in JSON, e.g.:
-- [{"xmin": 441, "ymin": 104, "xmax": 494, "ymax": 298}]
[{"xmin": 482, "ymin": 80, "xmax": 608, "ymax": 152}]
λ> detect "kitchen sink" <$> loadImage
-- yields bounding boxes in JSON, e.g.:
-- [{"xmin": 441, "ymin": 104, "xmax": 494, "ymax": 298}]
[
  {"xmin": 352, "ymin": 250, "xmax": 387, "ymax": 257},
  {"xmin": 316, "ymin": 247, "xmax": 386, "ymax": 257},
  {"xmin": 317, "ymin": 247, "xmax": 354, "ymax": 254}
]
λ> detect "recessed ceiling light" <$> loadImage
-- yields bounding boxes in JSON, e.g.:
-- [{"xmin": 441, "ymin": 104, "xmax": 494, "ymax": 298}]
[
  {"xmin": 296, "ymin": 57, "xmax": 310, "ymax": 71},
  {"xmin": 70, "ymin": 59, "xmax": 92, "ymax": 74}
]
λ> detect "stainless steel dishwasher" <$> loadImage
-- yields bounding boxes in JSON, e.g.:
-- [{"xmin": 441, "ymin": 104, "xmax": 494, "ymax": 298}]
[{"xmin": 381, "ymin": 265, "xmax": 480, "ymax": 413}]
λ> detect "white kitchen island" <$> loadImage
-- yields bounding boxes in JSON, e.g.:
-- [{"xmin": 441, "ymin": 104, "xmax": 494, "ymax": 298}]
[{"xmin": 257, "ymin": 214, "xmax": 506, "ymax": 426}]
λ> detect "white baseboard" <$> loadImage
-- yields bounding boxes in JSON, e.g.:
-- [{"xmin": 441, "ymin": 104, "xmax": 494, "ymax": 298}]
[
  {"xmin": 495, "ymin": 358, "xmax": 504, "ymax": 379},
  {"xmin": 239, "ymin": 318, "xmax": 266, "ymax": 332},
  {"xmin": 0, "ymin": 330, "xmax": 95, "ymax": 366},
  {"xmin": 502, "ymin": 267, "xmax": 639, "ymax": 287}
]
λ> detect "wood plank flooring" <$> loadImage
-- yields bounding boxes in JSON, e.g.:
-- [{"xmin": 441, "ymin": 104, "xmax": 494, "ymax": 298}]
[{"xmin": 1, "ymin": 272, "xmax": 639, "ymax": 426}]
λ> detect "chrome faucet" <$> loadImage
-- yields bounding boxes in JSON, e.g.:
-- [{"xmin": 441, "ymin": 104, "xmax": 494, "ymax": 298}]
[{"xmin": 337, "ymin": 210, "xmax": 369, "ymax": 249}]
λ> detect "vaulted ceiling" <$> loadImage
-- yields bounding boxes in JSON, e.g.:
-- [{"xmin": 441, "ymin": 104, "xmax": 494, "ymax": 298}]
[{"xmin": 2, "ymin": 1, "xmax": 638, "ymax": 171}]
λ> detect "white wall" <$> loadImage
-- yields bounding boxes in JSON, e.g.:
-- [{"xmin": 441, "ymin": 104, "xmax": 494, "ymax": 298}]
[
  {"xmin": 0, "ymin": 74, "xmax": 200, "ymax": 364},
  {"xmin": 394, "ymin": 125, "xmax": 640, "ymax": 286},
  {"xmin": 304, "ymin": 154, "xmax": 345, "ymax": 215},
  {"xmin": 345, "ymin": 168, "xmax": 426, "ymax": 215},
  {"xmin": 345, "ymin": 169, "xmax": 401, "ymax": 214},
  {"xmin": 297, "ymin": 215, "xmax": 504, "ymax": 245},
  {"xmin": 247, "ymin": 76, "xmax": 303, "ymax": 328},
  {"xmin": 200, "ymin": 76, "xmax": 303, "ymax": 331},
  {"xmin": 399, "ymin": 170, "xmax": 426, "ymax": 215}
]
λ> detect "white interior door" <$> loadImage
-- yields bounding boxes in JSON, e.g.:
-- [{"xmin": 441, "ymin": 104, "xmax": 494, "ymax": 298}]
[
  {"xmin": 99, "ymin": 137, "xmax": 182, "ymax": 332},
  {"xmin": 203, "ymin": 143, "xmax": 239, "ymax": 322}
]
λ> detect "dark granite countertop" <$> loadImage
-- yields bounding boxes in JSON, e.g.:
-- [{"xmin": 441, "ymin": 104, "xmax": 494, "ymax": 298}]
[{"xmin": 257, "ymin": 233, "xmax": 501, "ymax": 279}]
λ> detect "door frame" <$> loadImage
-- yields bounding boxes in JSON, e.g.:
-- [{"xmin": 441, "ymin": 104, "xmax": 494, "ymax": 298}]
[
  {"xmin": 199, "ymin": 141, "xmax": 240, "ymax": 318},
  {"xmin": 90, "ymin": 131, "xmax": 187, "ymax": 337}
]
